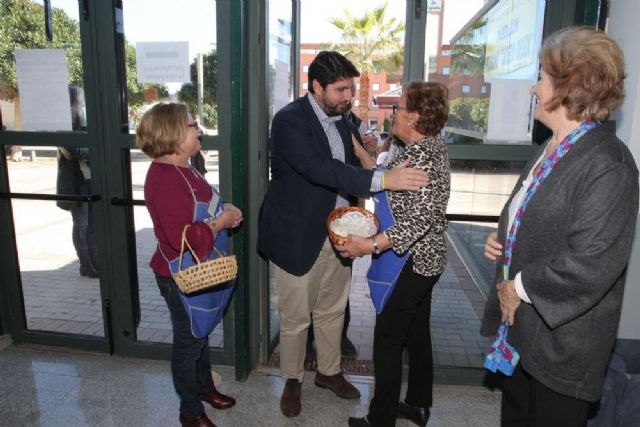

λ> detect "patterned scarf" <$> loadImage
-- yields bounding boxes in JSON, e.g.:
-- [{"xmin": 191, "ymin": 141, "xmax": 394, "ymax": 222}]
[{"xmin": 502, "ymin": 120, "xmax": 599, "ymax": 280}]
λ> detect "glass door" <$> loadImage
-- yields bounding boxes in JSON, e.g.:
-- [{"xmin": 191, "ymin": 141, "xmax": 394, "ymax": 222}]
[
  {"xmin": 112, "ymin": 0, "xmax": 235, "ymax": 363},
  {"xmin": 0, "ymin": 0, "xmax": 236, "ymax": 366},
  {"xmin": 0, "ymin": 0, "xmax": 108, "ymax": 351},
  {"xmin": 264, "ymin": 0, "xmax": 408, "ymax": 371},
  {"xmin": 265, "ymin": 0, "xmax": 296, "ymax": 359},
  {"xmin": 439, "ymin": 0, "xmax": 546, "ymax": 373}
]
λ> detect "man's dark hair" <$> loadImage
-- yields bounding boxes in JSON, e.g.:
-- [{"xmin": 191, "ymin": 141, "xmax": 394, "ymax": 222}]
[{"xmin": 307, "ymin": 51, "xmax": 360, "ymax": 93}]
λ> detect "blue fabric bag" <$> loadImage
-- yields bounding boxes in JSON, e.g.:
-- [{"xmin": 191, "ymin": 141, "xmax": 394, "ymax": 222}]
[
  {"xmin": 166, "ymin": 194, "xmax": 235, "ymax": 339},
  {"xmin": 366, "ymin": 191, "xmax": 408, "ymax": 314}
]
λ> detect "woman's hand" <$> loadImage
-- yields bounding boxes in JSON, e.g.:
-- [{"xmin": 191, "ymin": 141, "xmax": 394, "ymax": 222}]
[
  {"xmin": 222, "ymin": 203, "xmax": 243, "ymax": 228},
  {"xmin": 335, "ymin": 235, "xmax": 374, "ymax": 259},
  {"xmin": 384, "ymin": 159, "xmax": 428, "ymax": 191},
  {"xmin": 497, "ymin": 280, "xmax": 521, "ymax": 326},
  {"xmin": 352, "ymin": 135, "xmax": 376, "ymax": 169},
  {"xmin": 361, "ymin": 134, "xmax": 379, "ymax": 157},
  {"xmin": 207, "ymin": 203, "xmax": 243, "ymax": 233},
  {"xmin": 484, "ymin": 232, "xmax": 502, "ymax": 261}
]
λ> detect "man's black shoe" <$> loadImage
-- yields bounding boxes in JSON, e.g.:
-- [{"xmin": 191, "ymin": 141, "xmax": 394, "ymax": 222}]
[{"xmin": 280, "ymin": 379, "xmax": 302, "ymax": 417}]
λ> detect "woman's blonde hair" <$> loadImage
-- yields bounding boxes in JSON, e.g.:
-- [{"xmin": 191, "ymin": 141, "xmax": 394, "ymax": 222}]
[
  {"xmin": 135, "ymin": 103, "xmax": 189, "ymax": 158},
  {"xmin": 539, "ymin": 26, "xmax": 625, "ymax": 121}
]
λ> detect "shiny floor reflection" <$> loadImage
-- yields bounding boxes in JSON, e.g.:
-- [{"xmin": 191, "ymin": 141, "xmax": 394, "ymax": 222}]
[{"xmin": 0, "ymin": 342, "xmax": 501, "ymax": 426}]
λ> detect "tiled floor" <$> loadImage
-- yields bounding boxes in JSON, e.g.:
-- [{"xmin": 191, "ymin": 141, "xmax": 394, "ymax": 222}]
[{"xmin": 0, "ymin": 341, "xmax": 502, "ymax": 427}]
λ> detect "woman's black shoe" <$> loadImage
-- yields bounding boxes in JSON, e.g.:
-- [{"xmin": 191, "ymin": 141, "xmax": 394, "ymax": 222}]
[
  {"xmin": 397, "ymin": 401, "xmax": 430, "ymax": 426},
  {"xmin": 341, "ymin": 335, "xmax": 358, "ymax": 357},
  {"xmin": 348, "ymin": 416, "xmax": 371, "ymax": 426},
  {"xmin": 79, "ymin": 263, "xmax": 99, "ymax": 278}
]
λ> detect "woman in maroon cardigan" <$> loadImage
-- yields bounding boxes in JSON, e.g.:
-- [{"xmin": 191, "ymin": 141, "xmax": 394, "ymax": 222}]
[{"xmin": 136, "ymin": 103, "xmax": 242, "ymax": 427}]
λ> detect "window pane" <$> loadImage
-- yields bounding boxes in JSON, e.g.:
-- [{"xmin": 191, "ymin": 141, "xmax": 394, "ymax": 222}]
[
  {"xmin": 267, "ymin": 0, "xmax": 294, "ymax": 342},
  {"xmin": 7, "ymin": 146, "xmax": 104, "ymax": 336},
  {"xmin": 447, "ymin": 159, "xmax": 525, "ymax": 295},
  {"xmin": 268, "ymin": 0, "xmax": 294, "ymax": 125},
  {"xmin": 448, "ymin": 159, "xmax": 524, "ymax": 216},
  {"xmin": 299, "ymin": 0, "xmax": 406, "ymax": 132},
  {"xmin": 122, "ymin": 0, "xmax": 218, "ymax": 134},
  {"xmin": 426, "ymin": 0, "xmax": 546, "ymax": 144},
  {"xmin": 0, "ymin": 1, "xmax": 85, "ymax": 133}
]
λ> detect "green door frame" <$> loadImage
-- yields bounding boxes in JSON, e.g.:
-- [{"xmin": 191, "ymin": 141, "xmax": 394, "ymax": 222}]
[
  {"xmin": 223, "ymin": 0, "xmax": 253, "ymax": 380},
  {"xmin": 88, "ymin": 0, "xmax": 239, "ymax": 367},
  {"xmin": 241, "ymin": 0, "xmax": 270, "ymax": 376},
  {"xmin": 0, "ymin": 0, "xmax": 108, "ymax": 353},
  {"xmin": 242, "ymin": 0, "xmax": 302, "ymax": 374},
  {"xmin": 0, "ymin": 0, "xmax": 245, "ymax": 374}
]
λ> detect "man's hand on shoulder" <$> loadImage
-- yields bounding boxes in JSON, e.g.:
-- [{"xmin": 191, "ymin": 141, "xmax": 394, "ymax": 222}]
[{"xmin": 384, "ymin": 159, "xmax": 428, "ymax": 191}]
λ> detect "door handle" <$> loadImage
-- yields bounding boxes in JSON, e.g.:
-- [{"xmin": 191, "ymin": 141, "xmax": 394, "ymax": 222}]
[
  {"xmin": 110, "ymin": 197, "xmax": 145, "ymax": 206},
  {"xmin": 82, "ymin": 0, "xmax": 90, "ymax": 21},
  {"xmin": 446, "ymin": 214, "xmax": 499, "ymax": 223},
  {"xmin": 0, "ymin": 192, "xmax": 101, "ymax": 202}
]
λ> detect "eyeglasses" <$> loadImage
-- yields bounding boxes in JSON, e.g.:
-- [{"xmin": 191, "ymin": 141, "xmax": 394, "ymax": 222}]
[
  {"xmin": 392, "ymin": 104, "xmax": 406, "ymax": 115},
  {"xmin": 187, "ymin": 121, "xmax": 200, "ymax": 129}
]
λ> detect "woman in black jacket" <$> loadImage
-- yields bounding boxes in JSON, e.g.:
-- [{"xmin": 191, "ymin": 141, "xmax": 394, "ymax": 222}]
[{"xmin": 482, "ymin": 27, "xmax": 638, "ymax": 426}]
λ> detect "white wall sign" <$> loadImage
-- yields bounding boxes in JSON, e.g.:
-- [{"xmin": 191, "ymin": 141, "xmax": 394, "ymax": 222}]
[
  {"xmin": 427, "ymin": 0, "xmax": 442, "ymax": 12},
  {"xmin": 484, "ymin": 0, "xmax": 542, "ymax": 79},
  {"xmin": 136, "ymin": 41, "xmax": 190, "ymax": 84},
  {"xmin": 15, "ymin": 49, "xmax": 72, "ymax": 131},
  {"xmin": 485, "ymin": 78, "xmax": 533, "ymax": 142}
]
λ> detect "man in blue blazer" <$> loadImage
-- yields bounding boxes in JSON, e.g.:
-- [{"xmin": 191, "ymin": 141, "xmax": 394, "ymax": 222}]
[{"xmin": 258, "ymin": 51, "xmax": 428, "ymax": 417}]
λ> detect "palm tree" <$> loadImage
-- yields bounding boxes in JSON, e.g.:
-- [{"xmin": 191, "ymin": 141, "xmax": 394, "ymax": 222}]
[
  {"xmin": 328, "ymin": 2, "xmax": 404, "ymax": 120},
  {"xmin": 450, "ymin": 18, "xmax": 487, "ymax": 76}
]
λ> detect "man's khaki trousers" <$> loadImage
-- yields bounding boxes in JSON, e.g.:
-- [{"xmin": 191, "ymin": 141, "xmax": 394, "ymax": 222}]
[{"xmin": 275, "ymin": 239, "xmax": 351, "ymax": 381}]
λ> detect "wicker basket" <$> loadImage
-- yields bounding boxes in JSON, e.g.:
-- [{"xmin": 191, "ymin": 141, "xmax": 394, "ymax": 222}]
[
  {"xmin": 327, "ymin": 206, "xmax": 380, "ymax": 246},
  {"xmin": 172, "ymin": 225, "xmax": 238, "ymax": 294}
]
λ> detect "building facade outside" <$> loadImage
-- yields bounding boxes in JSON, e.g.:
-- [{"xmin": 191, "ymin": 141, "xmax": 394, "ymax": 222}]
[
  {"xmin": 298, "ymin": 41, "xmax": 489, "ymax": 133},
  {"xmin": 299, "ymin": 43, "xmax": 402, "ymax": 131}
]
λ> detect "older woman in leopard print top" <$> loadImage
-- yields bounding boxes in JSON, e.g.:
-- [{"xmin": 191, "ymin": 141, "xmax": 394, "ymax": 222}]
[{"xmin": 338, "ymin": 81, "xmax": 450, "ymax": 427}]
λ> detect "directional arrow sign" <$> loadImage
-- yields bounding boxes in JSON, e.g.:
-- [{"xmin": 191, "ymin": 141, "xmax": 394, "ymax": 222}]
[{"xmin": 136, "ymin": 41, "xmax": 190, "ymax": 83}]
